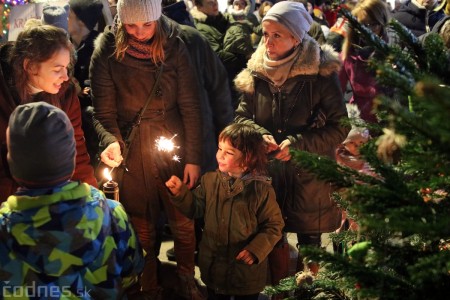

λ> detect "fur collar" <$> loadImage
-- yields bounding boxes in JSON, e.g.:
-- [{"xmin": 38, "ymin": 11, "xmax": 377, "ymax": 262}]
[
  {"xmin": 190, "ymin": 6, "xmax": 208, "ymax": 22},
  {"xmin": 234, "ymin": 35, "xmax": 341, "ymax": 94}
]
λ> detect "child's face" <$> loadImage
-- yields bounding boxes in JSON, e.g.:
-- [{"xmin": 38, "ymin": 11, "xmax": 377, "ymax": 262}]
[
  {"xmin": 216, "ymin": 139, "xmax": 245, "ymax": 178},
  {"xmin": 344, "ymin": 140, "xmax": 364, "ymax": 156}
]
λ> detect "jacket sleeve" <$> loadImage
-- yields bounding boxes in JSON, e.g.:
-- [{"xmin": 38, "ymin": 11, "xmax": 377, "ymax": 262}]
[
  {"xmin": 244, "ymin": 185, "xmax": 284, "ymax": 264},
  {"xmin": 90, "ymin": 33, "xmax": 123, "ymax": 146},
  {"xmin": 235, "ymin": 90, "xmax": 273, "ymax": 136},
  {"xmin": 64, "ymin": 87, "xmax": 97, "ymax": 187},
  {"xmin": 202, "ymin": 38, "xmax": 234, "ymax": 136},
  {"xmin": 174, "ymin": 41, "xmax": 203, "ymax": 165},
  {"xmin": 288, "ymin": 73, "xmax": 349, "ymax": 156},
  {"xmin": 170, "ymin": 176, "xmax": 207, "ymax": 219}
]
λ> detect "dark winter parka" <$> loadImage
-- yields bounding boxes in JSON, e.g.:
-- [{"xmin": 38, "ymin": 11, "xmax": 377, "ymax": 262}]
[
  {"xmin": 393, "ymin": 0, "xmax": 446, "ymax": 37},
  {"xmin": 90, "ymin": 16, "xmax": 202, "ymax": 216},
  {"xmin": 234, "ymin": 35, "xmax": 349, "ymax": 233},
  {"xmin": 170, "ymin": 170, "xmax": 284, "ymax": 295},
  {"xmin": 0, "ymin": 43, "xmax": 97, "ymax": 201}
]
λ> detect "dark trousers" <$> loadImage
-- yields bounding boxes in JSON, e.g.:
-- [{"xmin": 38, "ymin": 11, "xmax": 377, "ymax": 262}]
[{"xmin": 130, "ymin": 180, "xmax": 195, "ymax": 293}]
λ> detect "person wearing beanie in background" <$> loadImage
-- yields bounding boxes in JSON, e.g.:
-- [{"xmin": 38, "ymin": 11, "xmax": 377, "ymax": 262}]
[
  {"xmin": 68, "ymin": 0, "xmax": 103, "ymax": 105},
  {"xmin": 68, "ymin": 0, "xmax": 104, "ymax": 166},
  {"xmin": 0, "ymin": 102, "xmax": 144, "ymax": 299},
  {"xmin": 41, "ymin": 3, "xmax": 70, "ymax": 32},
  {"xmin": 234, "ymin": 1, "xmax": 348, "ymax": 298},
  {"xmin": 0, "ymin": 25, "xmax": 97, "ymax": 202},
  {"xmin": 90, "ymin": 0, "xmax": 204, "ymax": 298}
]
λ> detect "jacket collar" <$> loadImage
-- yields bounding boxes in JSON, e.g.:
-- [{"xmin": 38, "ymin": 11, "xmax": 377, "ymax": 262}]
[{"xmin": 234, "ymin": 35, "xmax": 341, "ymax": 94}]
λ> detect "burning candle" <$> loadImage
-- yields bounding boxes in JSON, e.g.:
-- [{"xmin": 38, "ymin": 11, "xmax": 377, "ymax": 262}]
[{"xmin": 102, "ymin": 168, "xmax": 119, "ymax": 201}]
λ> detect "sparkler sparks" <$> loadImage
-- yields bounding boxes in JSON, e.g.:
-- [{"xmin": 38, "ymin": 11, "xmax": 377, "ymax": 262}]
[{"xmin": 155, "ymin": 134, "xmax": 181, "ymax": 162}]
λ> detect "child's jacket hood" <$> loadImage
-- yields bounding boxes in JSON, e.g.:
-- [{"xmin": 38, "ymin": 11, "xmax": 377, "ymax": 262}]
[{"xmin": 0, "ymin": 182, "xmax": 109, "ymax": 276}]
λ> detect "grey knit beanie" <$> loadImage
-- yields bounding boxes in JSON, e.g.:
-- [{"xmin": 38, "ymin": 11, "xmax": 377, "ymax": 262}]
[
  {"xmin": 42, "ymin": 4, "xmax": 69, "ymax": 32},
  {"xmin": 262, "ymin": 1, "xmax": 312, "ymax": 42},
  {"xmin": 118, "ymin": 0, "xmax": 162, "ymax": 24},
  {"xmin": 7, "ymin": 102, "xmax": 76, "ymax": 188}
]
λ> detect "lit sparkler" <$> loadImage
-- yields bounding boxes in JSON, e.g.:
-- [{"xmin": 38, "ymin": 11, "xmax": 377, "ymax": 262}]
[{"xmin": 155, "ymin": 134, "xmax": 181, "ymax": 162}]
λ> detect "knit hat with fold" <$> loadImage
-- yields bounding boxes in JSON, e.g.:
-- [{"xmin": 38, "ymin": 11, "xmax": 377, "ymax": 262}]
[
  {"xmin": 118, "ymin": 0, "xmax": 162, "ymax": 24},
  {"xmin": 262, "ymin": 1, "xmax": 313, "ymax": 42},
  {"xmin": 42, "ymin": 4, "xmax": 69, "ymax": 32},
  {"xmin": 69, "ymin": 0, "xmax": 103, "ymax": 31},
  {"xmin": 7, "ymin": 102, "xmax": 76, "ymax": 188}
]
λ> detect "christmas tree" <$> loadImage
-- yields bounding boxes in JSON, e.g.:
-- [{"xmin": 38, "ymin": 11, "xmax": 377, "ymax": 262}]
[{"xmin": 265, "ymin": 9, "xmax": 450, "ymax": 300}]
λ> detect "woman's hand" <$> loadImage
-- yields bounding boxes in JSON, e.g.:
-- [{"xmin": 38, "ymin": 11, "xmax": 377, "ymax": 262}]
[
  {"xmin": 165, "ymin": 175, "xmax": 183, "ymax": 196},
  {"xmin": 273, "ymin": 139, "xmax": 292, "ymax": 161},
  {"xmin": 100, "ymin": 142, "xmax": 123, "ymax": 167},
  {"xmin": 236, "ymin": 249, "xmax": 256, "ymax": 265},
  {"xmin": 263, "ymin": 134, "xmax": 280, "ymax": 153},
  {"xmin": 183, "ymin": 164, "xmax": 201, "ymax": 189}
]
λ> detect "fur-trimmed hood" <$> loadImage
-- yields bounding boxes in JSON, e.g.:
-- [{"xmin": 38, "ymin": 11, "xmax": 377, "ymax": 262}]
[
  {"xmin": 234, "ymin": 35, "xmax": 341, "ymax": 94},
  {"xmin": 190, "ymin": 6, "xmax": 209, "ymax": 22}
]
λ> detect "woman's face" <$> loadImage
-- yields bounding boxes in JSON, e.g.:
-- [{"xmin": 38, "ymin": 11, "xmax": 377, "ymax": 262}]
[
  {"xmin": 124, "ymin": 21, "xmax": 156, "ymax": 41},
  {"xmin": 262, "ymin": 20, "xmax": 298, "ymax": 60},
  {"xmin": 26, "ymin": 47, "xmax": 70, "ymax": 94},
  {"xmin": 357, "ymin": 12, "xmax": 382, "ymax": 37},
  {"xmin": 216, "ymin": 139, "xmax": 245, "ymax": 177}
]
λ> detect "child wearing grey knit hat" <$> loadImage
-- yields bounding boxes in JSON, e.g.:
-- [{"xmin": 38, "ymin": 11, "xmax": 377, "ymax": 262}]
[
  {"xmin": 262, "ymin": 1, "xmax": 313, "ymax": 42},
  {"xmin": 117, "ymin": 0, "xmax": 162, "ymax": 23}
]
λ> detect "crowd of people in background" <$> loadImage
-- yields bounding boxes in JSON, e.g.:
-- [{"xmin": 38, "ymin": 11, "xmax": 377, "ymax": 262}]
[{"xmin": 0, "ymin": 0, "xmax": 449, "ymax": 299}]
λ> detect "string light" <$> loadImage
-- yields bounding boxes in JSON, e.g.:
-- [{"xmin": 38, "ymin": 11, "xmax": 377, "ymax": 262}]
[{"xmin": 1, "ymin": 0, "xmax": 31, "ymax": 40}]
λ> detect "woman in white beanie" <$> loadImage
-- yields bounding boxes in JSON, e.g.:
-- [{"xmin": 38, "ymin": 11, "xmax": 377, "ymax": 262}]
[
  {"xmin": 234, "ymin": 1, "xmax": 349, "ymax": 294},
  {"xmin": 90, "ymin": 0, "xmax": 204, "ymax": 299}
]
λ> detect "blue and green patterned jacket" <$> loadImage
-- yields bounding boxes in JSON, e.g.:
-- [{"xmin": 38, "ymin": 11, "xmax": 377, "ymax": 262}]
[{"xmin": 0, "ymin": 182, "xmax": 144, "ymax": 299}]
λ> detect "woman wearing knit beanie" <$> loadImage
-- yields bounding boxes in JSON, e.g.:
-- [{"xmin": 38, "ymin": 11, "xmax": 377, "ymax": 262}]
[
  {"xmin": 234, "ymin": 1, "xmax": 349, "ymax": 296},
  {"xmin": 90, "ymin": 0, "xmax": 204, "ymax": 299}
]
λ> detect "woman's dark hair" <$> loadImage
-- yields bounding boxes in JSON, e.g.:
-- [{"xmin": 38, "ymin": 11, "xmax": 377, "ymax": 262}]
[
  {"xmin": 219, "ymin": 123, "xmax": 268, "ymax": 175},
  {"xmin": 10, "ymin": 25, "xmax": 74, "ymax": 102}
]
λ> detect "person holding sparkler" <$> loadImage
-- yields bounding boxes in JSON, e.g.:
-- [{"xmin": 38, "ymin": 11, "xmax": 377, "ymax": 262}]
[
  {"xmin": 166, "ymin": 123, "xmax": 284, "ymax": 300},
  {"xmin": 90, "ymin": 0, "xmax": 203, "ymax": 298}
]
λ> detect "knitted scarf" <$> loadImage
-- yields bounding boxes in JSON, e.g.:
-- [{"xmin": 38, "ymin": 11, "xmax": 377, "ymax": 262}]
[
  {"xmin": 112, "ymin": 17, "xmax": 154, "ymax": 60},
  {"xmin": 126, "ymin": 36, "xmax": 154, "ymax": 60}
]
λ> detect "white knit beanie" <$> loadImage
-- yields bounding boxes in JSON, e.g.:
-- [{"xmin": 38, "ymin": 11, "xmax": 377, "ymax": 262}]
[
  {"xmin": 118, "ymin": 0, "xmax": 162, "ymax": 24},
  {"xmin": 262, "ymin": 1, "xmax": 312, "ymax": 42}
]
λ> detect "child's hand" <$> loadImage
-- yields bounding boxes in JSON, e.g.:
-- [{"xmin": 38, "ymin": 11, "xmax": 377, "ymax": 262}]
[
  {"xmin": 236, "ymin": 249, "xmax": 256, "ymax": 265},
  {"xmin": 165, "ymin": 176, "xmax": 183, "ymax": 196}
]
